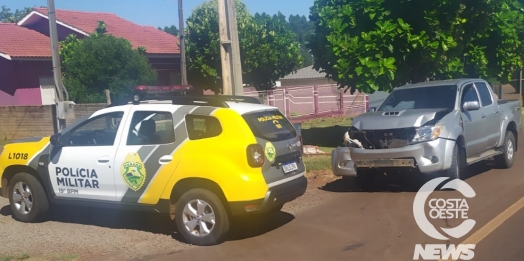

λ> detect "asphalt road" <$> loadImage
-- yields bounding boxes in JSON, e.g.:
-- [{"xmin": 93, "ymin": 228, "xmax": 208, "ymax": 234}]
[{"xmin": 149, "ymin": 138, "xmax": 524, "ymax": 261}]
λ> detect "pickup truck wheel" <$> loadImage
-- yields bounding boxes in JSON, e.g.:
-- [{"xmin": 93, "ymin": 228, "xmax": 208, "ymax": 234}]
[
  {"xmin": 446, "ymin": 144, "xmax": 466, "ymax": 180},
  {"xmin": 495, "ymin": 131, "xmax": 515, "ymax": 169},
  {"xmin": 8, "ymin": 172, "xmax": 49, "ymax": 223},
  {"xmin": 175, "ymin": 188, "xmax": 229, "ymax": 246}
]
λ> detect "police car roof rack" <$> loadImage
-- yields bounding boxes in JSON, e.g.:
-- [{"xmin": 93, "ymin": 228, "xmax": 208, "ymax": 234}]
[{"xmin": 107, "ymin": 85, "xmax": 263, "ymax": 108}]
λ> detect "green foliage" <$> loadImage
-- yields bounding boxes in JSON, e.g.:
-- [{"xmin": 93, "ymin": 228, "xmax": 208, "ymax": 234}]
[
  {"xmin": 0, "ymin": 6, "xmax": 32, "ymax": 23},
  {"xmin": 185, "ymin": 0, "xmax": 302, "ymax": 92},
  {"xmin": 308, "ymin": 0, "xmax": 524, "ymax": 94},
  {"xmin": 158, "ymin": 25, "xmax": 179, "ymax": 36},
  {"xmin": 254, "ymin": 12, "xmax": 314, "ymax": 68},
  {"xmin": 60, "ymin": 22, "xmax": 157, "ymax": 103},
  {"xmin": 244, "ymin": 13, "xmax": 303, "ymax": 89}
]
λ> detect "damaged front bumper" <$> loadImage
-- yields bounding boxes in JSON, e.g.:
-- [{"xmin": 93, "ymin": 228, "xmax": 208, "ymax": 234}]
[
  {"xmin": 331, "ymin": 147, "xmax": 357, "ymax": 177},
  {"xmin": 348, "ymin": 138, "xmax": 456, "ymax": 175}
]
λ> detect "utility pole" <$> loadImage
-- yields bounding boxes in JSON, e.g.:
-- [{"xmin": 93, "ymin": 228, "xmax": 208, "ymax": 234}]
[
  {"xmin": 178, "ymin": 0, "xmax": 187, "ymax": 85},
  {"xmin": 48, "ymin": 0, "xmax": 70, "ymax": 131},
  {"xmin": 217, "ymin": 0, "xmax": 243, "ymax": 95}
]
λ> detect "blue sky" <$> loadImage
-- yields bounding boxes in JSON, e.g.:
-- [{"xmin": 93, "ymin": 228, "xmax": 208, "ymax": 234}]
[{"xmin": 0, "ymin": 0, "xmax": 314, "ymax": 28}]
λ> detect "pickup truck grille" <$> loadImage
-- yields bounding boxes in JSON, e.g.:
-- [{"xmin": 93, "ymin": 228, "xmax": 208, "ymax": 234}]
[{"xmin": 350, "ymin": 128, "xmax": 416, "ymax": 149}]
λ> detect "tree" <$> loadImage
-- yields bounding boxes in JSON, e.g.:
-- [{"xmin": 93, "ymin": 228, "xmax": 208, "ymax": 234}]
[
  {"xmin": 245, "ymin": 12, "xmax": 303, "ymax": 89},
  {"xmin": 60, "ymin": 21, "xmax": 157, "ymax": 103},
  {"xmin": 308, "ymin": 0, "xmax": 524, "ymax": 94},
  {"xmin": 185, "ymin": 0, "xmax": 302, "ymax": 92},
  {"xmin": 0, "ymin": 6, "xmax": 33, "ymax": 23},
  {"xmin": 254, "ymin": 12, "xmax": 314, "ymax": 68},
  {"xmin": 158, "ymin": 25, "xmax": 179, "ymax": 36},
  {"xmin": 288, "ymin": 14, "xmax": 314, "ymax": 67}
]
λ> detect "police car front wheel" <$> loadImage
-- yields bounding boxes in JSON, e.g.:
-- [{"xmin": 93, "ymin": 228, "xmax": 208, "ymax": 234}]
[
  {"xmin": 8, "ymin": 172, "xmax": 49, "ymax": 223},
  {"xmin": 175, "ymin": 188, "xmax": 229, "ymax": 246}
]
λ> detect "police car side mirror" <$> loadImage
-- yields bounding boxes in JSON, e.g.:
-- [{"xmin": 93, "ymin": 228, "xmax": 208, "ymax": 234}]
[{"xmin": 50, "ymin": 133, "xmax": 63, "ymax": 147}]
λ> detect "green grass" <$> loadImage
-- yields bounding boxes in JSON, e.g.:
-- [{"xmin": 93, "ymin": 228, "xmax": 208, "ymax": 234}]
[
  {"xmin": 301, "ymin": 116, "xmax": 352, "ymax": 129},
  {"xmin": 0, "ymin": 254, "xmax": 30, "ymax": 261},
  {"xmin": 304, "ymin": 155, "xmax": 332, "ymax": 172}
]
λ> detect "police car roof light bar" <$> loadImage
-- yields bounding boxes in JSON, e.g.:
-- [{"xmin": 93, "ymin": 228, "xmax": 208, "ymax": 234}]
[
  {"xmin": 133, "ymin": 85, "xmax": 194, "ymax": 104},
  {"xmin": 135, "ymin": 85, "xmax": 193, "ymax": 92}
]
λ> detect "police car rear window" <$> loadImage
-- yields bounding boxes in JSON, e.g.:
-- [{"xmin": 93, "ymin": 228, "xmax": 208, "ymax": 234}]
[{"xmin": 242, "ymin": 110, "xmax": 296, "ymax": 142}]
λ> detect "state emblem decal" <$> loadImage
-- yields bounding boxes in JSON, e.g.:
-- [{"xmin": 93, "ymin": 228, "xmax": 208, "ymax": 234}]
[
  {"xmin": 265, "ymin": 142, "xmax": 276, "ymax": 163},
  {"xmin": 121, "ymin": 152, "xmax": 147, "ymax": 191}
]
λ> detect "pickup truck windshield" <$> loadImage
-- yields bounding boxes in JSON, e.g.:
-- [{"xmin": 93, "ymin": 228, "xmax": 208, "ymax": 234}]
[{"xmin": 378, "ymin": 85, "xmax": 457, "ymax": 111}]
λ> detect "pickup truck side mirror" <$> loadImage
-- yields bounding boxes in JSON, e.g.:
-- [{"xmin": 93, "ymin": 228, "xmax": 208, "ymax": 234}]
[
  {"xmin": 50, "ymin": 133, "xmax": 63, "ymax": 147},
  {"xmin": 368, "ymin": 107, "xmax": 377, "ymax": 112},
  {"xmin": 462, "ymin": 101, "xmax": 480, "ymax": 111}
]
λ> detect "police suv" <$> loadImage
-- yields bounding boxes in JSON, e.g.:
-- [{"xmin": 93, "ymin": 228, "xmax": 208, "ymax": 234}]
[{"xmin": 0, "ymin": 85, "xmax": 307, "ymax": 246}]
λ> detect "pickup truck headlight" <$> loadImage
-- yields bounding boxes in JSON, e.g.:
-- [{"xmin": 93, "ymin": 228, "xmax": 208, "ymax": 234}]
[{"xmin": 412, "ymin": 125, "xmax": 444, "ymax": 143}]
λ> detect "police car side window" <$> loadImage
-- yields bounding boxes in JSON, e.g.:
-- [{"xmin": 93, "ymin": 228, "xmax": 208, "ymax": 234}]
[
  {"xmin": 185, "ymin": 115, "xmax": 222, "ymax": 140},
  {"xmin": 127, "ymin": 111, "xmax": 176, "ymax": 145},
  {"xmin": 67, "ymin": 112, "xmax": 124, "ymax": 146}
]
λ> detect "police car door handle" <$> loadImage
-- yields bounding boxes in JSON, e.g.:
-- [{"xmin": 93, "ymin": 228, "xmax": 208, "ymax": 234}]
[
  {"xmin": 98, "ymin": 156, "xmax": 111, "ymax": 164},
  {"xmin": 159, "ymin": 155, "xmax": 172, "ymax": 165}
]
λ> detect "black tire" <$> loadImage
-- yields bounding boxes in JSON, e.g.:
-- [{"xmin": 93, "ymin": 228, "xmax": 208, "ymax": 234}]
[
  {"xmin": 8, "ymin": 172, "xmax": 49, "ymax": 223},
  {"xmin": 445, "ymin": 143, "xmax": 467, "ymax": 180},
  {"xmin": 495, "ymin": 131, "xmax": 516, "ymax": 169},
  {"xmin": 175, "ymin": 188, "xmax": 229, "ymax": 246},
  {"xmin": 356, "ymin": 169, "xmax": 376, "ymax": 192}
]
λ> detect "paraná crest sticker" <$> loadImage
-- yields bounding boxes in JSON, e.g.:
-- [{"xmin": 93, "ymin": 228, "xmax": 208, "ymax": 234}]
[
  {"xmin": 121, "ymin": 152, "xmax": 147, "ymax": 191},
  {"xmin": 265, "ymin": 142, "xmax": 276, "ymax": 163}
]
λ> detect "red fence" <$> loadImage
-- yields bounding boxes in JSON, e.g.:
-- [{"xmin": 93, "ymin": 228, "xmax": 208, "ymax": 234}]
[{"xmin": 243, "ymin": 84, "xmax": 369, "ymax": 123}]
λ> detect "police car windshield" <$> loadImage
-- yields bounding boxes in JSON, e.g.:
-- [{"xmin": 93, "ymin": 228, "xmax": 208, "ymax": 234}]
[{"xmin": 242, "ymin": 110, "xmax": 296, "ymax": 142}]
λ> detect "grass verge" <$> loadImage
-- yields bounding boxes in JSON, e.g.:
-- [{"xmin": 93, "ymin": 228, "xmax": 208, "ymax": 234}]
[
  {"xmin": 303, "ymin": 155, "xmax": 332, "ymax": 172},
  {"xmin": 0, "ymin": 254, "xmax": 30, "ymax": 261}
]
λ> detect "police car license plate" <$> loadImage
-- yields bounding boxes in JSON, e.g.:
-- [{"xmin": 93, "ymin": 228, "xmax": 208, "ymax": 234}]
[{"xmin": 282, "ymin": 161, "xmax": 298, "ymax": 174}]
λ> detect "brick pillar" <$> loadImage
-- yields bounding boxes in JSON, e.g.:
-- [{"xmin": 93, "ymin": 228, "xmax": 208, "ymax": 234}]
[
  {"xmin": 339, "ymin": 90, "xmax": 344, "ymax": 116},
  {"xmin": 313, "ymin": 86, "xmax": 319, "ymax": 115},
  {"xmin": 284, "ymin": 89, "xmax": 291, "ymax": 118},
  {"xmin": 365, "ymin": 95, "xmax": 370, "ymax": 112},
  {"xmin": 268, "ymin": 89, "xmax": 275, "ymax": 107}
]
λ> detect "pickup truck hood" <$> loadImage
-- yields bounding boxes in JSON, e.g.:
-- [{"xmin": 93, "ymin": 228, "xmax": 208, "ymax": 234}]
[{"xmin": 352, "ymin": 108, "xmax": 452, "ymax": 130}]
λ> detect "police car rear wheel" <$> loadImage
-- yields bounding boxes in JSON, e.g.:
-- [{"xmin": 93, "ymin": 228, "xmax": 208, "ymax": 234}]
[
  {"xmin": 8, "ymin": 172, "xmax": 49, "ymax": 223},
  {"xmin": 175, "ymin": 188, "xmax": 229, "ymax": 246}
]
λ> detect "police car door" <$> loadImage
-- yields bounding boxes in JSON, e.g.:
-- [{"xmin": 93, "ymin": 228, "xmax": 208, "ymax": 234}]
[
  {"xmin": 48, "ymin": 109, "xmax": 128, "ymax": 201},
  {"xmin": 113, "ymin": 106, "xmax": 182, "ymax": 204}
]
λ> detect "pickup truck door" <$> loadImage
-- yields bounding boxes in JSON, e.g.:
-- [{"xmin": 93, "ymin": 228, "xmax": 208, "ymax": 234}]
[
  {"xmin": 47, "ymin": 110, "xmax": 128, "ymax": 201},
  {"xmin": 474, "ymin": 81, "xmax": 501, "ymax": 148},
  {"xmin": 113, "ymin": 107, "xmax": 182, "ymax": 204},
  {"xmin": 460, "ymin": 83, "xmax": 487, "ymax": 156}
]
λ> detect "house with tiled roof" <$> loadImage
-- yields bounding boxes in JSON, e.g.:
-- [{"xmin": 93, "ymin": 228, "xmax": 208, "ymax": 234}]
[
  {"xmin": 0, "ymin": 7, "xmax": 181, "ymax": 106},
  {"xmin": 278, "ymin": 66, "xmax": 334, "ymax": 86}
]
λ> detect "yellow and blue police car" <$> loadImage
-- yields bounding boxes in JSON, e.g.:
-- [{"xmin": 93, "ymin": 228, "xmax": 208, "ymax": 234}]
[{"xmin": 0, "ymin": 85, "xmax": 307, "ymax": 246}]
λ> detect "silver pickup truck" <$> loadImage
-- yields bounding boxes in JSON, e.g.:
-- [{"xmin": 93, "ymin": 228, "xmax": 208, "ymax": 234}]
[{"xmin": 332, "ymin": 78, "xmax": 522, "ymax": 188}]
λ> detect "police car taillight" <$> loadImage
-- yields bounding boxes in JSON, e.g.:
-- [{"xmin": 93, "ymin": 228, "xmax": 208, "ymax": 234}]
[{"xmin": 247, "ymin": 144, "xmax": 264, "ymax": 168}]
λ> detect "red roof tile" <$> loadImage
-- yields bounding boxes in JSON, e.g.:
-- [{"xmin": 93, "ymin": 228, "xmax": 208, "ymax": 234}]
[
  {"xmin": 33, "ymin": 8, "xmax": 180, "ymax": 55},
  {"xmin": 0, "ymin": 23, "xmax": 51, "ymax": 58}
]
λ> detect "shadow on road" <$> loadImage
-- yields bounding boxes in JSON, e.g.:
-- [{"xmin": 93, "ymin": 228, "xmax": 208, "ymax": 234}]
[
  {"xmin": 226, "ymin": 211, "xmax": 295, "ymax": 241},
  {"xmin": 319, "ymin": 160, "xmax": 497, "ymax": 193},
  {"xmin": 0, "ymin": 203, "xmax": 294, "ymax": 244}
]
